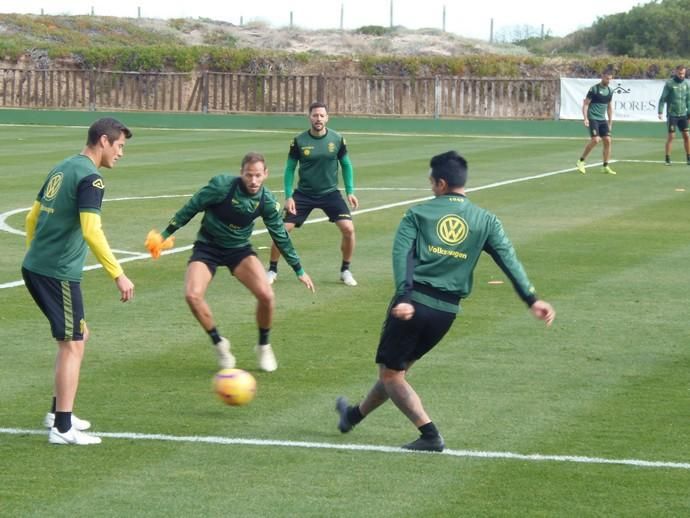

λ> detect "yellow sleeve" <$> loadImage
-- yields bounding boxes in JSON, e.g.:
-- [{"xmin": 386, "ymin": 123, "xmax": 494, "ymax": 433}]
[
  {"xmin": 80, "ymin": 211, "xmax": 124, "ymax": 279},
  {"xmin": 25, "ymin": 201, "xmax": 41, "ymax": 248}
]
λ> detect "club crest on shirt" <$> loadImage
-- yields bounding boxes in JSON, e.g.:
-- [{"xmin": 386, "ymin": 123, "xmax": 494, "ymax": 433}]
[
  {"xmin": 92, "ymin": 178, "xmax": 105, "ymax": 189},
  {"xmin": 43, "ymin": 172, "xmax": 63, "ymax": 201},
  {"xmin": 328, "ymin": 142, "xmax": 336, "ymax": 153},
  {"xmin": 436, "ymin": 214, "xmax": 468, "ymax": 246}
]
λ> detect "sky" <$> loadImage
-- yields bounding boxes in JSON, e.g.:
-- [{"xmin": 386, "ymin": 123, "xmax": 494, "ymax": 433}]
[{"xmin": 0, "ymin": 0, "xmax": 653, "ymax": 41}]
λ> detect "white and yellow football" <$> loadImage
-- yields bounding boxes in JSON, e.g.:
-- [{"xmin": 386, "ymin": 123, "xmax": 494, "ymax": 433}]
[{"xmin": 213, "ymin": 368, "xmax": 257, "ymax": 406}]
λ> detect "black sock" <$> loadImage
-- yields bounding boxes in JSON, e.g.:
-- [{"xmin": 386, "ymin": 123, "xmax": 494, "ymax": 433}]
[
  {"xmin": 269, "ymin": 261, "xmax": 278, "ymax": 273},
  {"xmin": 347, "ymin": 405, "xmax": 364, "ymax": 425},
  {"xmin": 579, "ymin": 157, "xmax": 585, "ymax": 162},
  {"xmin": 51, "ymin": 397, "xmax": 56, "ymax": 414},
  {"xmin": 686, "ymin": 154, "xmax": 690, "ymax": 161},
  {"xmin": 258, "ymin": 327, "xmax": 270, "ymax": 346},
  {"xmin": 603, "ymin": 162, "xmax": 608, "ymax": 167},
  {"xmin": 341, "ymin": 261, "xmax": 351, "ymax": 273},
  {"xmin": 666, "ymin": 155, "xmax": 671, "ymax": 162},
  {"xmin": 208, "ymin": 328, "xmax": 222, "ymax": 345},
  {"xmin": 418, "ymin": 421, "xmax": 440, "ymax": 438},
  {"xmin": 55, "ymin": 411, "xmax": 72, "ymax": 433}
]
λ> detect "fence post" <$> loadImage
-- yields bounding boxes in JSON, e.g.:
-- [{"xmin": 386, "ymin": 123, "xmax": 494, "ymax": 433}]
[
  {"xmin": 317, "ymin": 74, "xmax": 325, "ymax": 103},
  {"xmin": 434, "ymin": 76, "xmax": 441, "ymax": 119},
  {"xmin": 202, "ymin": 71, "xmax": 209, "ymax": 113},
  {"xmin": 89, "ymin": 68, "xmax": 96, "ymax": 111}
]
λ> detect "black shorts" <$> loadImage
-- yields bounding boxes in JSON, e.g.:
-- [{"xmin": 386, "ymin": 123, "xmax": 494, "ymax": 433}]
[
  {"xmin": 375, "ymin": 298, "xmax": 456, "ymax": 371},
  {"xmin": 588, "ymin": 120, "xmax": 610, "ymax": 138},
  {"xmin": 667, "ymin": 116, "xmax": 689, "ymax": 133},
  {"xmin": 189, "ymin": 241, "xmax": 256, "ymax": 276},
  {"xmin": 22, "ymin": 267, "xmax": 85, "ymax": 341},
  {"xmin": 283, "ymin": 190, "xmax": 352, "ymax": 227}
]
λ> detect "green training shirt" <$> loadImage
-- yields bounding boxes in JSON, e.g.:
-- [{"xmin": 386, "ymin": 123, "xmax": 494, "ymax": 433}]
[
  {"xmin": 586, "ymin": 83, "xmax": 613, "ymax": 121},
  {"xmin": 287, "ymin": 128, "xmax": 350, "ymax": 197},
  {"xmin": 23, "ymin": 154, "xmax": 105, "ymax": 282},
  {"xmin": 162, "ymin": 175, "xmax": 303, "ymax": 273},
  {"xmin": 658, "ymin": 76, "xmax": 690, "ymax": 117},
  {"xmin": 392, "ymin": 193, "xmax": 537, "ymax": 314}
]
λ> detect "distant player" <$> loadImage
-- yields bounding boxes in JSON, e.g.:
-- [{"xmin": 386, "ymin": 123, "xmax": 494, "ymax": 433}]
[
  {"xmin": 145, "ymin": 152, "xmax": 315, "ymax": 372},
  {"xmin": 657, "ymin": 64, "xmax": 690, "ymax": 165},
  {"xmin": 576, "ymin": 70, "xmax": 617, "ymax": 175},
  {"xmin": 22, "ymin": 118, "xmax": 135, "ymax": 445},
  {"xmin": 266, "ymin": 101, "xmax": 359, "ymax": 287},
  {"xmin": 335, "ymin": 151, "xmax": 555, "ymax": 452}
]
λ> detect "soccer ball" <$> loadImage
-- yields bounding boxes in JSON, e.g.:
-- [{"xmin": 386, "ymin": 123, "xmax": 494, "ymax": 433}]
[{"xmin": 213, "ymin": 368, "xmax": 257, "ymax": 406}]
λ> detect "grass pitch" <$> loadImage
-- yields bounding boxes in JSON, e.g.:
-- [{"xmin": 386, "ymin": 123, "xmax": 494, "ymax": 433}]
[{"xmin": 1, "ymin": 114, "xmax": 689, "ymax": 516}]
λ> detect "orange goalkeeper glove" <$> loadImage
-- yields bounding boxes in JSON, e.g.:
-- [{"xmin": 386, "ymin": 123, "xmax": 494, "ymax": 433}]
[{"xmin": 145, "ymin": 230, "xmax": 175, "ymax": 259}]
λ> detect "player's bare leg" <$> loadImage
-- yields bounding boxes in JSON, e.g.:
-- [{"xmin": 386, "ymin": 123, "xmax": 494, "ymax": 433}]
[
  {"xmin": 54, "ymin": 339, "xmax": 84, "ymax": 415},
  {"xmin": 185, "ymin": 261, "xmax": 234, "ymax": 368},
  {"xmin": 267, "ymin": 222, "xmax": 296, "ymax": 284},
  {"xmin": 235, "ymin": 254, "xmax": 277, "ymax": 371},
  {"xmin": 665, "ymin": 131, "xmax": 674, "ymax": 164},
  {"xmin": 336, "ymin": 219, "xmax": 357, "ymax": 286},
  {"xmin": 184, "ymin": 261, "xmax": 215, "ymax": 330},
  {"xmin": 48, "ymin": 338, "xmax": 101, "ymax": 445}
]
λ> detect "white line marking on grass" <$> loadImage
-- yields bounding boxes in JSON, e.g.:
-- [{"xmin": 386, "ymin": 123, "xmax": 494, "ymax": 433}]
[
  {"xmin": 1, "ymin": 427, "xmax": 688, "ymax": 470},
  {"xmin": 0, "ymin": 161, "xmax": 616, "ymax": 290},
  {"xmin": 0, "ymin": 122, "xmax": 632, "ymax": 141}
]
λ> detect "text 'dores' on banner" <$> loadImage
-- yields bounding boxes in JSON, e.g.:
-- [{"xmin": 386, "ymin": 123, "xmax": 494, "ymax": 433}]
[{"xmin": 560, "ymin": 78, "xmax": 666, "ymax": 122}]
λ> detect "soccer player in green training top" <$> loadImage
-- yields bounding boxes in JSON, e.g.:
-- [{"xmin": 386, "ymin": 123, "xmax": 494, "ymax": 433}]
[
  {"xmin": 657, "ymin": 64, "xmax": 690, "ymax": 166},
  {"xmin": 22, "ymin": 117, "xmax": 135, "ymax": 446},
  {"xmin": 145, "ymin": 152, "xmax": 315, "ymax": 373},
  {"xmin": 266, "ymin": 101, "xmax": 359, "ymax": 287},
  {"xmin": 335, "ymin": 151, "xmax": 555, "ymax": 452},
  {"xmin": 576, "ymin": 70, "xmax": 617, "ymax": 175}
]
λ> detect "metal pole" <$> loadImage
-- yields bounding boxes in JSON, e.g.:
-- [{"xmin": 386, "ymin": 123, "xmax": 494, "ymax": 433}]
[
  {"xmin": 390, "ymin": 0, "xmax": 393, "ymax": 28},
  {"xmin": 340, "ymin": 3, "xmax": 344, "ymax": 30},
  {"xmin": 290, "ymin": 11, "xmax": 293, "ymax": 28},
  {"xmin": 442, "ymin": 5, "xmax": 446, "ymax": 33},
  {"xmin": 489, "ymin": 18, "xmax": 494, "ymax": 43},
  {"xmin": 137, "ymin": 6, "xmax": 141, "ymax": 18}
]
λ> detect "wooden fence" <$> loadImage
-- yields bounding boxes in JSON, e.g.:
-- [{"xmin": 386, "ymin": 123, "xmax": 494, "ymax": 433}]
[{"xmin": 0, "ymin": 68, "xmax": 558, "ymax": 119}]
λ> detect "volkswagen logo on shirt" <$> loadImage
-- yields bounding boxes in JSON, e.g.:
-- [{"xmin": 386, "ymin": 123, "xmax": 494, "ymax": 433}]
[
  {"xmin": 436, "ymin": 214, "xmax": 468, "ymax": 246},
  {"xmin": 43, "ymin": 172, "xmax": 63, "ymax": 201}
]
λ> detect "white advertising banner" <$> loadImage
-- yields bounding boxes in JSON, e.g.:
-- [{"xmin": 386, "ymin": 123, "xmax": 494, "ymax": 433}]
[{"xmin": 560, "ymin": 78, "xmax": 665, "ymax": 122}]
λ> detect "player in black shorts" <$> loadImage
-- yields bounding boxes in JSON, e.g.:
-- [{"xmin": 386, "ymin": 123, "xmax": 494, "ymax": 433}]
[
  {"xmin": 146, "ymin": 152, "xmax": 314, "ymax": 372},
  {"xmin": 266, "ymin": 102, "xmax": 359, "ymax": 287},
  {"xmin": 576, "ymin": 70, "xmax": 617, "ymax": 175},
  {"xmin": 657, "ymin": 65, "xmax": 690, "ymax": 165},
  {"xmin": 334, "ymin": 151, "xmax": 555, "ymax": 452}
]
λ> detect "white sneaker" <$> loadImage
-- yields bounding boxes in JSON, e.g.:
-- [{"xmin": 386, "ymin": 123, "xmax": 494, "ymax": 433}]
[
  {"xmin": 340, "ymin": 270, "xmax": 358, "ymax": 286},
  {"xmin": 215, "ymin": 337, "xmax": 236, "ymax": 369},
  {"xmin": 266, "ymin": 270, "xmax": 278, "ymax": 285},
  {"xmin": 48, "ymin": 427, "xmax": 101, "ymax": 445},
  {"xmin": 43, "ymin": 412, "xmax": 91, "ymax": 431},
  {"xmin": 256, "ymin": 344, "xmax": 278, "ymax": 372}
]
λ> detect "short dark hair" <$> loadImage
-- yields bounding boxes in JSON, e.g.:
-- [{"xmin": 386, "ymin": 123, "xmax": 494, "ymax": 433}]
[
  {"xmin": 430, "ymin": 151, "xmax": 468, "ymax": 188},
  {"xmin": 241, "ymin": 151, "xmax": 266, "ymax": 170},
  {"xmin": 675, "ymin": 64, "xmax": 686, "ymax": 71},
  {"xmin": 309, "ymin": 101, "xmax": 328, "ymax": 114},
  {"xmin": 87, "ymin": 117, "xmax": 132, "ymax": 146}
]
